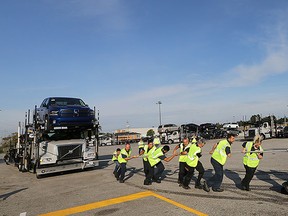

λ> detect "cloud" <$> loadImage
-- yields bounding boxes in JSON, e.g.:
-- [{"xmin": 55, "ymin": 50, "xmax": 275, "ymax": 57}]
[
  {"xmin": 60, "ymin": 0, "xmax": 129, "ymax": 30},
  {"xmin": 98, "ymin": 14, "xmax": 288, "ymax": 132},
  {"xmin": 98, "ymin": 84, "xmax": 189, "ymax": 116},
  {"xmin": 228, "ymin": 20, "xmax": 288, "ymax": 87}
]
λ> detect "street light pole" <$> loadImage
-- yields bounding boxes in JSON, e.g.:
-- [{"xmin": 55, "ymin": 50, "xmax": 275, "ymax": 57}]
[{"xmin": 156, "ymin": 101, "xmax": 162, "ymax": 126}]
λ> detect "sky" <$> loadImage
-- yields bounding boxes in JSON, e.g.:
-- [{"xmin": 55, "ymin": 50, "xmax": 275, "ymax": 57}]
[{"xmin": 1, "ymin": 0, "xmax": 288, "ymax": 137}]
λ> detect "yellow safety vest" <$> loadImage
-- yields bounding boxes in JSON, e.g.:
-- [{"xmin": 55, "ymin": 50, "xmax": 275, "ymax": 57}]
[
  {"xmin": 179, "ymin": 143, "xmax": 191, "ymax": 162},
  {"xmin": 212, "ymin": 139, "xmax": 231, "ymax": 165},
  {"xmin": 153, "ymin": 137, "xmax": 161, "ymax": 146},
  {"xmin": 148, "ymin": 147, "xmax": 164, "ymax": 167},
  {"xmin": 118, "ymin": 148, "xmax": 131, "ymax": 164},
  {"xmin": 112, "ymin": 151, "xmax": 118, "ymax": 161},
  {"xmin": 186, "ymin": 144, "xmax": 201, "ymax": 168},
  {"xmin": 191, "ymin": 137, "xmax": 197, "ymax": 144},
  {"xmin": 243, "ymin": 142, "xmax": 263, "ymax": 168},
  {"xmin": 142, "ymin": 145, "xmax": 156, "ymax": 162},
  {"xmin": 138, "ymin": 140, "xmax": 145, "ymax": 149}
]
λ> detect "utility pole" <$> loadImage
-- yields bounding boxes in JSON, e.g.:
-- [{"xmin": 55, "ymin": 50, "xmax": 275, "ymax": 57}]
[{"xmin": 156, "ymin": 101, "xmax": 162, "ymax": 126}]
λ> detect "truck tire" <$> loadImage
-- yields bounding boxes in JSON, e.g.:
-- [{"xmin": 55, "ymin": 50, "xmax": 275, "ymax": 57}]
[{"xmin": 168, "ymin": 139, "xmax": 173, "ymax": 144}]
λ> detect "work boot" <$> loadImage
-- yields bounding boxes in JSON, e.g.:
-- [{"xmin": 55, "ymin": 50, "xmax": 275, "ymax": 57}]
[
  {"xmin": 182, "ymin": 185, "xmax": 191, "ymax": 190},
  {"xmin": 155, "ymin": 179, "xmax": 161, "ymax": 183},
  {"xmin": 195, "ymin": 183, "xmax": 203, "ymax": 189},
  {"xmin": 245, "ymin": 185, "xmax": 251, "ymax": 191},
  {"xmin": 144, "ymin": 179, "xmax": 152, "ymax": 185},
  {"xmin": 241, "ymin": 182, "xmax": 250, "ymax": 191},
  {"xmin": 212, "ymin": 188, "xmax": 224, "ymax": 192},
  {"xmin": 203, "ymin": 181, "xmax": 210, "ymax": 192}
]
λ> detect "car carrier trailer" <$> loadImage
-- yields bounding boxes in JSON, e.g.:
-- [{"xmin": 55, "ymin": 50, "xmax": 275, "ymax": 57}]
[{"xmin": 14, "ymin": 102, "xmax": 100, "ymax": 178}]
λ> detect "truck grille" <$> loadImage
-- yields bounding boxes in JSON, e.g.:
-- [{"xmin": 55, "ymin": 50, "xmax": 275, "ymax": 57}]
[
  {"xmin": 60, "ymin": 109, "xmax": 90, "ymax": 117},
  {"xmin": 58, "ymin": 145, "xmax": 82, "ymax": 160}
]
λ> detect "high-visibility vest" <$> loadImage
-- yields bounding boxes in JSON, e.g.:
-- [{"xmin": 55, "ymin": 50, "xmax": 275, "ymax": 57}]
[
  {"xmin": 148, "ymin": 147, "xmax": 164, "ymax": 167},
  {"xmin": 118, "ymin": 148, "xmax": 131, "ymax": 164},
  {"xmin": 191, "ymin": 137, "xmax": 197, "ymax": 144},
  {"xmin": 179, "ymin": 143, "xmax": 191, "ymax": 162},
  {"xmin": 112, "ymin": 151, "xmax": 118, "ymax": 161},
  {"xmin": 138, "ymin": 140, "xmax": 145, "ymax": 149},
  {"xmin": 186, "ymin": 144, "xmax": 201, "ymax": 168},
  {"xmin": 212, "ymin": 139, "xmax": 231, "ymax": 165},
  {"xmin": 143, "ymin": 145, "xmax": 156, "ymax": 162},
  {"xmin": 153, "ymin": 137, "xmax": 161, "ymax": 146},
  {"xmin": 243, "ymin": 142, "xmax": 263, "ymax": 168}
]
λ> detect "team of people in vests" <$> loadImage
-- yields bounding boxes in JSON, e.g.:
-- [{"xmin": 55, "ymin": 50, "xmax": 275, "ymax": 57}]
[{"xmin": 112, "ymin": 133, "xmax": 264, "ymax": 192}]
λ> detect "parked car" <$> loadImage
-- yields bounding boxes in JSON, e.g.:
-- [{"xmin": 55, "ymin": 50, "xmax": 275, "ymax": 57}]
[
  {"xmin": 223, "ymin": 123, "xmax": 239, "ymax": 130},
  {"xmin": 158, "ymin": 124, "xmax": 179, "ymax": 134},
  {"xmin": 36, "ymin": 97, "xmax": 95, "ymax": 131},
  {"xmin": 99, "ymin": 136, "xmax": 113, "ymax": 146},
  {"xmin": 276, "ymin": 126, "xmax": 284, "ymax": 138},
  {"xmin": 283, "ymin": 126, "xmax": 288, "ymax": 138}
]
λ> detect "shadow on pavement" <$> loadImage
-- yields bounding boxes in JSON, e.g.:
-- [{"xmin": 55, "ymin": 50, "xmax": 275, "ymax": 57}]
[{"xmin": 0, "ymin": 188, "xmax": 28, "ymax": 200}]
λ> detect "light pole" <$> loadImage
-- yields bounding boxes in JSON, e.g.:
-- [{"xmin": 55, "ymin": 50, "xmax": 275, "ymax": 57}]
[{"xmin": 156, "ymin": 101, "xmax": 162, "ymax": 126}]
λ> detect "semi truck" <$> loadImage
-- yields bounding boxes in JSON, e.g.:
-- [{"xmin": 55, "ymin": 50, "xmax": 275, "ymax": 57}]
[
  {"xmin": 160, "ymin": 131, "xmax": 180, "ymax": 144},
  {"xmin": 33, "ymin": 129, "xmax": 99, "ymax": 178},
  {"xmin": 14, "ymin": 97, "xmax": 100, "ymax": 178},
  {"xmin": 244, "ymin": 122, "xmax": 272, "ymax": 140}
]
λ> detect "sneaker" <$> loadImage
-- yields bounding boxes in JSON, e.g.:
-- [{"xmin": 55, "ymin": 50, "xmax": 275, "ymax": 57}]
[
  {"xmin": 155, "ymin": 179, "xmax": 161, "ymax": 183},
  {"xmin": 119, "ymin": 179, "xmax": 124, "ymax": 183},
  {"xmin": 212, "ymin": 188, "xmax": 224, "ymax": 192},
  {"xmin": 203, "ymin": 181, "xmax": 210, "ymax": 192}
]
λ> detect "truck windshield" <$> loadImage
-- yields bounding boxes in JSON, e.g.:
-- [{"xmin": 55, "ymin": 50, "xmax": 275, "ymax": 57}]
[
  {"xmin": 44, "ymin": 130, "xmax": 83, "ymax": 141},
  {"xmin": 49, "ymin": 98, "xmax": 86, "ymax": 106}
]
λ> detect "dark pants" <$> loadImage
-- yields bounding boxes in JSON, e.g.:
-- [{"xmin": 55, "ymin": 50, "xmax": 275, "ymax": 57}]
[
  {"xmin": 209, "ymin": 157, "xmax": 224, "ymax": 189},
  {"xmin": 116, "ymin": 163, "xmax": 127, "ymax": 181},
  {"xmin": 148, "ymin": 161, "xmax": 165, "ymax": 181},
  {"xmin": 143, "ymin": 160, "xmax": 152, "ymax": 181},
  {"xmin": 178, "ymin": 162, "xmax": 188, "ymax": 184},
  {"xmin": 183, "ymin": 161, "xmax": 205, "ymax": 187},
  {"xmin": 242, "ymin": 165, "xmax": 257, "ymax": 187},
  {"xmin": 113, "ymin": 160, "xmax": 119, "ymax": 173}
]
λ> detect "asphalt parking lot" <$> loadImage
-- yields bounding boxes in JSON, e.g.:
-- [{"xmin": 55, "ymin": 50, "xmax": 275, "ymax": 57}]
[{"xmin": 0, "ymin": 135, "xmax": 288, "ymax": 216}]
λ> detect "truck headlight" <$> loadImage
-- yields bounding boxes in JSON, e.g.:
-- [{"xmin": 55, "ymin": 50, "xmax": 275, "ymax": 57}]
[
  {"xmin": 40, "ymin": 158, "xmax": 53, "ymax": 163},
  {"xmin": 50, "ymin": 110, "xmax": 59, "ymax": 116},
  {"xmin": 89, "ymin": 110, "xmax": 95, "ymax": 116}
]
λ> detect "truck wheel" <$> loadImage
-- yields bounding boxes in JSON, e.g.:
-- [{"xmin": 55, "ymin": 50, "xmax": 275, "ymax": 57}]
[
  {"xmin": 168, "ymin": 139, "xmax": 173, "ymax": 144},
  {"xmin": 36, "ymin": 173, "xmax": 42, "ymax": 179}
]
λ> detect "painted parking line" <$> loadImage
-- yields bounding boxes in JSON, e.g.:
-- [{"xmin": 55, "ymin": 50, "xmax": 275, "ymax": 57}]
[{"xmin": 39, "ymin": 191, "xmax": 207, "ymax": 216}]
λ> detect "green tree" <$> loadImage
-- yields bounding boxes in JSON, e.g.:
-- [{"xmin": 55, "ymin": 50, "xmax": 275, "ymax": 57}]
[
  {"xmin": 146, "ymin": 129, "xmax": 155, "ymax": 137},
  {"xmin": 0, "ymin": 132, "xmax": 18, "ymax": 153},
  {"xmin": 250, "ymin": 114, "xmax": 261, "ymax": 125}
]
